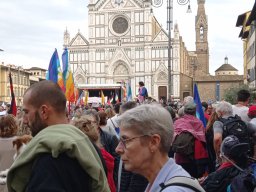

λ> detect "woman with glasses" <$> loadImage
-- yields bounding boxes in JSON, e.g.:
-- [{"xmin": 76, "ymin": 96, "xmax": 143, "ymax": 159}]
[{"xmin": 115, "ymin": 104, "xmax": 199, "ymax": 192}]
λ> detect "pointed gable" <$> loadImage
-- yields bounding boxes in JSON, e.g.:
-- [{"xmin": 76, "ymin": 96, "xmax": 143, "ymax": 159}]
[
  {"xmin": 154, "ymin": 63, "xmax": 168, "ymax": 82},
  {"xmin": 124, "ymin": 0, "xmax": 137, "ymax": 8},
  {"xmin": 152, "ymin": 16, "xmax": 163, "ymax": 40},
  {"xmin": 101, "ymin": 0, "xmax": 114, "ymax": 10},
  {"xmin": 196, "ymin": 14, "xmax": 207, "ymax": 27},
  {"xmin": 153, "ymin": 29, "xmax": 168, "ymax": 42},
  {"xmin": 109, "ymin": 48, "xmax": 131, "ymax": 65},
  {"xmin": 69, "ymin": 32, "xmax": 89, "ymax": 46},
  {"xmin": 97, "ymin": 0, "xmax": 142, "ymax": 11},
  {"xmin": 74, "ymin": 65, "xmax": 87, "ymax": 84}
]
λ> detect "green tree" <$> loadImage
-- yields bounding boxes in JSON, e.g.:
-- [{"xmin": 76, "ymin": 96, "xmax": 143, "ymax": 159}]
[{"xmin": 223, "ymin": 85, "xmax": 251, "ymax": 105}]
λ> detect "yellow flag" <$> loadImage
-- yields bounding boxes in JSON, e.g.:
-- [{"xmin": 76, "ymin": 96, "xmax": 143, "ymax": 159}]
[
  {"xmin": 85, "ymin": 90, "xmax": 89, "ymax": 105},
  {"xmin": 101, "ymin": 90, "xmax": 105, "ymax": 105}
]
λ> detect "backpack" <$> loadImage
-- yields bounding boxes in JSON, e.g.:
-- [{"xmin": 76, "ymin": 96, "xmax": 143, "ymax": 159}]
[
  {"xmin": 172, "ymin": 132, "xmax": 195, "ymax": 160},
  {"xmin": 219, "ymin": 115, "xmax": 253, "ymax": 153},
  {"xmin": 229, "ymin": 171, "xmax": 256, "ymax": 192},
  {"xmin": 160, "ymin": 176, "xmax": 205, "ymax": 192},
  {"xmin": 201, "ymin": 166, "xmax": 240, "ymax": 192}
]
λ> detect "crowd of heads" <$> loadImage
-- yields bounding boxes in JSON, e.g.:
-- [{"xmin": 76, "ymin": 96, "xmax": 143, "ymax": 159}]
[{"xmin": 1, "ymin": 80, "xmax": 256, "ymax": 192}]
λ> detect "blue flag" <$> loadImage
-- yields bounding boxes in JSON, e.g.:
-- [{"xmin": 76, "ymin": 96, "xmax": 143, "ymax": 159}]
[
  {"xmin": 46, "ymin": 49, "xmax": 59, "ymax": 83},
  {"xmin": 62, "ymin": 48, "xmax": 68, "ymax": 86},
  {"xmin": 126, "ymin": 81, "xmax": 132, "ymax": 101},
  {"xmin": 193, "ymin": 84, "xmax": 206, "ymax": 127}
]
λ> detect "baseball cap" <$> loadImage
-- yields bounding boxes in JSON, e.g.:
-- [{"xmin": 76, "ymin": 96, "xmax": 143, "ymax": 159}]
[
  {"xmin": 220, "ymin": 135, "xmax": 249, "ymax": 158},
  {"xmin": 248, "ymin": 105, "xmax": 256, "ymax": 117},
  {"xmin": 184, "ymin": 102, "xmax": 196, "ymax": 114}
]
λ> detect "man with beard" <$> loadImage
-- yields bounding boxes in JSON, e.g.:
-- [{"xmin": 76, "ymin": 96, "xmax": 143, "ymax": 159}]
[{"xmin": 7, "ymin": 80, "xmax": 110, "ymax": 192}]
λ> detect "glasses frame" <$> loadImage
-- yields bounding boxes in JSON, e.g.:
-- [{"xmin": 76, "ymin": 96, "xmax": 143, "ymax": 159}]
[{"xmin": 119, "ymin": 134, "xmax": 150, "ymax": 149}]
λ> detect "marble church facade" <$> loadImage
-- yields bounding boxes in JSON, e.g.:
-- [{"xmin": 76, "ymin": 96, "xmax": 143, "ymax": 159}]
[{"xmin": 64, "ymin": 0, "xmax": 209, "ymax": 101}]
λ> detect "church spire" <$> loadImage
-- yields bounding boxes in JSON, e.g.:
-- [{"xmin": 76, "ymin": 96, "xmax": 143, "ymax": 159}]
[
  {"xmin": 195, "ymin": 0, "xmax": 209, "ymax": 76},
  {"xmin": 63, "ymin": 27, "xmax": 70, "ymax": 48}
]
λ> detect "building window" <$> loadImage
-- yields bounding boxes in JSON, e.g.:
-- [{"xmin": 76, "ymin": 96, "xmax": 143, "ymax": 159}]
[
  {"xmin": 96, "ymin": 51, "xmax": 105, "ymax": 61},
  {"xmin": 95, "ymin": 27, "xmax": 105, "ymax": 37},
  {"xmin": 134, "ymin": 12, "xmax": 144, "ymax": 23},
  {"xmin": 152, "ymin": 49, "xmax": 163, "ymax": 58},
  {"xmin": 74, "ymin": 53, "xmax": 78, "ymax": 61},
  {"xmin": 135, "ymin": 49, "xmax": 144, "ymax": 59},
  {"xmin": 85, "ymin": 52, "xmax": 89, "ymax": 60},
  {"xmin": 96, "ymin": 62, "xmax": 105, "ymax": 73},
  {"xmin": 151, "ymin": 60, "xmax": 160, "ymax": 71},
  {"xmin": 70, "ymin": 53, "xmax": 74, "ymax": 61},
  {"xmin": 96, "ymin": 14, "xmax": 104, "ymax": 25},
  {"xmin": 135, "ymin": 61, "xmax": 144, "ymax": 72},
  {"xmin": 135, "ymin": 24, "xmax": 144, "ymax": 36}
]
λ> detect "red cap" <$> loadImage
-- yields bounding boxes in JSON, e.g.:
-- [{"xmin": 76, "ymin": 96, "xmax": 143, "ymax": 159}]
[{"xmin": 248, "ymin": 105, "xmax": 256, "ymax": 116}]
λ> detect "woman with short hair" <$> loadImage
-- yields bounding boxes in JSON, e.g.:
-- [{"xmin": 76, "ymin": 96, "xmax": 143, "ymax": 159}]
[
  {"xmin": 116, "ymin": 104, "xmax": 203, "ymax": 192},
  {"xmin": 0, "ymin": 114, "xmax": 19, "ymax": 191},
  {"xmin": 72, "ymin": 115, "xmax": 116, "ymax": 192}
]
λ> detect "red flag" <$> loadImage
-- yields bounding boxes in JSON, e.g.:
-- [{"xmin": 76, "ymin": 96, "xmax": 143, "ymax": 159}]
[{"xmin": 9, "ymin": 73, "xmax": 17, "ymax": 116}]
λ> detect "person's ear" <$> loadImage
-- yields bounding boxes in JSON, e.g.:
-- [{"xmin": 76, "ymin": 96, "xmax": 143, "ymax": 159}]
[
  {"xmin": 40, "ymin": 105, "xmax": 49, "ymax": 120},
  {"xmin": 149, "ymin": 134, "xmax": 161, "ymax": 153}
]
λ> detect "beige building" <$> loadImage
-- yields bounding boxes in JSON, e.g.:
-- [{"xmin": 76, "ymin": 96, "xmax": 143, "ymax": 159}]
[
  {"xmin": 27, "ymin": 67, "xmax": 47, "ymax": 85},
  {"xmin": 195, "ymin": 57, "xmax": 243, "ymax": 102},
  {"xmin": 64, "ymin": 0, "xmax": 209, "ymax": 101},
  {"xmin": 0, "ymin": 65, "xmax": 47, "ymax": 105},
  {"xmin": 236, "ymin": 2, "xmax": 256, "ymax": 89},
  {"xmin": 0, "ymin": 63, "xmax": 30, "ymax": 106},
  {"xmin": 215, "ymin": 57, "xmax": 238, "ymax": 76}
]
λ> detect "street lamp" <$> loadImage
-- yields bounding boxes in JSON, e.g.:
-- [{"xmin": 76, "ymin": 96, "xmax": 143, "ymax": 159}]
[
  {"xmin": 0, "ymin": 49, "xmax": 3, "ymax": 103},
  {"xmin": 152, "ymin": 0, "xmax": 191, "ymax": 101}
]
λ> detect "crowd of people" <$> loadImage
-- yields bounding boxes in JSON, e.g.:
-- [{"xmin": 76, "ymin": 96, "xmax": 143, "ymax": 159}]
[{"xmin": 0, "ymin": 80, "xmax": 256, "ymax": 192}]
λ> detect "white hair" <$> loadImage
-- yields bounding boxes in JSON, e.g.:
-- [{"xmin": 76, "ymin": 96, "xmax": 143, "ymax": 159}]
[
  {"xmin": 184, "ymin": 96, "xmax": 194, "ymax": 104},
  {"xmin": 215, "ymin": 101, "xmax": 233, "ymax": 116},
  {"xmin": 118, "ymin": 104, "xmax": 173, "ymax": 153}
]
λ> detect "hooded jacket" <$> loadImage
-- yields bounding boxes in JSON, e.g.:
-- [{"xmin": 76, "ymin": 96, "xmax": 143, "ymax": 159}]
[{"xmin": 7, "ymin": 124, "xmax": 110, "ymax": 192}]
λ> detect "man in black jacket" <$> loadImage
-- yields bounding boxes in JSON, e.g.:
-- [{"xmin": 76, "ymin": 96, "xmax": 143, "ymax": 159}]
[
  {"xmin": 202, "ymin": 135, "xmax": 249, "ymax": 192},
  {"xmin": 7, "ymin": 81, "xmax": 109, "ymax": 192}
]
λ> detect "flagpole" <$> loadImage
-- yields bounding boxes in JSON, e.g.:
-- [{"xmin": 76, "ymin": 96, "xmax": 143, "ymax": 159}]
[{"xmin": 68, "ymin": 101, "xmax": 71, "ymax": 115}]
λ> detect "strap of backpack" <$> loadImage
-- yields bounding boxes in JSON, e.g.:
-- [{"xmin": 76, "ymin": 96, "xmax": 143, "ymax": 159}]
[
  {"xmin": 110, "ymin": 118, "xmax": 117, "ymax": 129},
  {"xmin": 159, "ymin": 176, "xmax": 205, "ymax": 192}
]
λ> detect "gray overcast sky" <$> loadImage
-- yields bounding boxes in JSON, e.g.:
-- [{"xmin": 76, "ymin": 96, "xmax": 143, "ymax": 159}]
[{"xmin": 0, "ymin": 0, "xmax": 254, "ymax": 75}]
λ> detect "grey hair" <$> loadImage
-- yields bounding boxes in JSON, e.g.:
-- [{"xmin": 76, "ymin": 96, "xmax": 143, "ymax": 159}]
[
  {"xmin": 215, "ymin": 101, "xmax": 233, "ymax": 116},
  {"xmin": 184, "ymin": 96, "xmax": 194, "ymax": 104},
  {"xmin": 118, "ymin": 104, "xmax": 173, "ymax": 153}
]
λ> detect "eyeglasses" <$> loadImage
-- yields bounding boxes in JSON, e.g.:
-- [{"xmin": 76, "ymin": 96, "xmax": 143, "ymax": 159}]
[{"xmin": 119, "ymin": 135, "xmax": 150, "ymax": 149}]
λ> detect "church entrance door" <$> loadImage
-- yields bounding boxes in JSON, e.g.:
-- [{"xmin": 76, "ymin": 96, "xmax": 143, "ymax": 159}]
[{"xmin": 158, "ymin": 86, "xmax": 167, "ymax": 101}]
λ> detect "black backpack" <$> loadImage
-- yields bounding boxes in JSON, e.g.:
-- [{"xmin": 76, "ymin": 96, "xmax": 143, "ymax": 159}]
[
  {"xmin": 219, "ymin": 115, "xmax": 251, "ymax": 146},
  {"xmin": 230, "ymin": 171, "xmax": 256, "ymax": 192}
]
